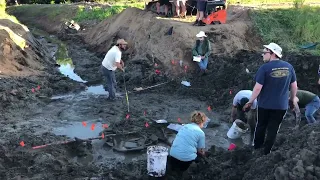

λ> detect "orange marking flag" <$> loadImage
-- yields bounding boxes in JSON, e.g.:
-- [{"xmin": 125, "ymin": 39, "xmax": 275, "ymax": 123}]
[
  {"xmin": 91, "ymin": 124, "xmax": 95, "ymax": 131},
  {"xmin": 20, "ymin": 141, "xmax": 25, "ymax": 147}
]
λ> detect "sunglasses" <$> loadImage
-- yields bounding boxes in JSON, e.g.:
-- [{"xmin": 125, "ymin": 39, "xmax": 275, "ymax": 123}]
[{"xmin": 262, "ymin": 51, "xmax": 270, "ymax": 55}]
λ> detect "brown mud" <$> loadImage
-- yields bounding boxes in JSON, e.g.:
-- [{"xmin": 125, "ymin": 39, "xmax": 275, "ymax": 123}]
[{"xmin": 2, "ymin": 4, "xmax": 320, "ymax": 180}]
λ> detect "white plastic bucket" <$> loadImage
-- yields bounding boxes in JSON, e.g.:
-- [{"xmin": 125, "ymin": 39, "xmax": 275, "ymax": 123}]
[
  {"xmin": 147, "ymin": 145, "xmax": 169, "ymax": 177},
  {"xmin": 227, "ymin": 119, "xmax": 248, "ymax": 139}
]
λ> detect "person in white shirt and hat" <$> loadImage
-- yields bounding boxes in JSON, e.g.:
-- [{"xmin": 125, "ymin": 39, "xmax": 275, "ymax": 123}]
[
  {"xmin": 243, "ymin": 42, "xmax": 298, "ymax": 155},
  {"xmin": 101, "ymin": 39, "xmax": 128, "ymax": 101},
  {"xmin": 192, "ymin": 31, "xmax": 211, "ymax": 76}
]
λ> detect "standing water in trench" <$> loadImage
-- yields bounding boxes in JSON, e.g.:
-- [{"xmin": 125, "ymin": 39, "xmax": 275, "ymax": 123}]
[{"xmin": 31, "ymin": 31, "xmax": 252, "ymax": 169}]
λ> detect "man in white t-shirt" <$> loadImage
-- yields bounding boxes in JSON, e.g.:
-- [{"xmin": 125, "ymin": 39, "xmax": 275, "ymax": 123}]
[
  {"xmin": 231, "ymin": 90, "xmax": 257, "ymax": 140},
  {"xmin": 101, "ymin": 39, "xmax": 127, "ymax": 101}
]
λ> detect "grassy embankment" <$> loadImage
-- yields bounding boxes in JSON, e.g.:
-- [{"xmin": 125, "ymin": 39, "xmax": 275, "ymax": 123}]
[
  {"xmin": 7, "ymin": 2, "xmax": 144, "ymax": 24},
  {"xmin": 229, "ymin": 0, "xmax": 320, "ymax": 54},
  {"xmin": 74, "ymin": 2, "xmax": 144, "ymax": 22},
  {"xmin": 251, "ymin": 6, "xmax": 320, "ymax": 55}
]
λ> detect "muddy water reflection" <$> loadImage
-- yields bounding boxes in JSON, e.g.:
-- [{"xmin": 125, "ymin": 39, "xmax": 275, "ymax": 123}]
[
  {"xmin": 58, "ymin": 63, "xmax": 87, "ymax": 83},
  {"xmin": 53, "ymin": 121, "xmax": 143, "ymax": 167},
  {"xmin": 53, "ymin": 121, "xmax": 104, "ymax": 139},
  {"xmin": 37, "ymin": 35, "xmax": 87, "ymax": 83}
]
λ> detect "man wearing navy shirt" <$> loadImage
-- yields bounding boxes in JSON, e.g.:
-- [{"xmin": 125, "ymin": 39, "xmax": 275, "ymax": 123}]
[{"xmin": 243, "ymin": 42, "xmax": 298, "ymax": 155}]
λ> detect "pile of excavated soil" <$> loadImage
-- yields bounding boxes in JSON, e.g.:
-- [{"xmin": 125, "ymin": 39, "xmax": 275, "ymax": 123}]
[
  {"xmin": 84, "ymin": 6, "xmax": 261, "ymax": 75},
  {"xmin": 0, "ymin": 19, "xmax": 83, "ymax": 120},
  {"xmin": 0, "ymin": 19, "xmax": 51, "ymax": 76}
]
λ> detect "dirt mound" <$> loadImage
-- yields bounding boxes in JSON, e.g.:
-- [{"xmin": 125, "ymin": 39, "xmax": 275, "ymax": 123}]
[
  {"xmin": 84, "ymin": 7, "xmax": 261, "ymax": 74},
  {"xmin": 0, "ymin": 19, "xmax": 52, "ymax": 76},
  {"xmin": 0, "ymin": 19, "xmax": 83, "ymax": 121},
  {"xmin": 227, "ymin": 5, "xmax": 252, "ymax": 22}
]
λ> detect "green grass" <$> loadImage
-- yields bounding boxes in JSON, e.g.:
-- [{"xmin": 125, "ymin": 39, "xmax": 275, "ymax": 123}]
[
  {"xmin": 252, "ymin": 6, "xmax": 320, "ymax": 54},
  {"xmin": 74, "ymin": 3, "xmax": 144, "ymax": 22},
  {"xmin": 8, "ymin": 4, "xmax": 76, "ymax": 22}
]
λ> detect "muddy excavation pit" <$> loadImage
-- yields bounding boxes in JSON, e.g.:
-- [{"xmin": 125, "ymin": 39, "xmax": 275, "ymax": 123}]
[{"xmin": 2, "ymin": 5, "xmax": 320, "ymax": 180}]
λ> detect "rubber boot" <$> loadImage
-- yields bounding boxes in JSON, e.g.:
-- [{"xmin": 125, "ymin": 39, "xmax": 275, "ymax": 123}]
[
  {"xmin": 198, "ymin": 20, "xmax": 206, "ymax": 26},
  {"xmin": 193, "ymin": 20, "xmax": 199, "ymax": 26}
]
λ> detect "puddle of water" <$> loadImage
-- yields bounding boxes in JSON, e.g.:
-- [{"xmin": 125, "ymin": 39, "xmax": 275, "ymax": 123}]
[
  {"xmin": 52, "ymin": 121, "xmax": 145, "ymax": 167},
  {"xmin": 36, "ymin": 33, "xmax": 88, "ymax": 83},
  {"xmin": 58, "ymin": 63, "xmax": 87, "ymax": 83},
  {"xmin": 53, "ymin": 121, "xmax": 103, "ymax": 139},
  {"xmin": 84, "ymin": 85, "xmax": 108, "ymax": 95}
]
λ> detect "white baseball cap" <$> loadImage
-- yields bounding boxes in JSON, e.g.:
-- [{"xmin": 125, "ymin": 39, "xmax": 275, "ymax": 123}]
[
  {"xmin": 263, "ymin": 42, "xmax": 282, "ymax": 58},
  {"xmin": 196, "ymin": 31, "xmax": 207, "ymax": 38}
]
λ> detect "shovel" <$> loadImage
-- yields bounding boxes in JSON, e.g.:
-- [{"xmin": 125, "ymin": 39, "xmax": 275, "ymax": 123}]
[{"xmin": 133, "ymin": 81, "xmax": 170, "ymax": 92}]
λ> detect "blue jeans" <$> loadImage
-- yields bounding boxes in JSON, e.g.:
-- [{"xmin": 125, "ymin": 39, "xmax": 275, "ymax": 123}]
[
  {"xmin": 101, "ymin": 66, "xmax": 116, "ymax": 99},
  {"xmin": 197, "ymin": 57, "xmax": 208, "ymax": 70},
  {"xmin": 197, "ymin": 0, "xmax": 207, "ymax": 11},
  {"xmin": 305, "ymin": 96, "xmax": 320, "ymax": 123}
]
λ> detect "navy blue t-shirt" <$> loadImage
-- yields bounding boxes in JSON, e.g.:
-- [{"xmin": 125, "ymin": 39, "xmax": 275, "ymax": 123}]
[{"xmin": 255, "ymin": 60, "xmax": 297, "ymax": 110}]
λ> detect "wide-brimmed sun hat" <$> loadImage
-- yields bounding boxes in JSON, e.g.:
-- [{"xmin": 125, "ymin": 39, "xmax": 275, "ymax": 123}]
[
  {"xmin": 196, "ymin": 31, "xmax": 207, "ymax": 38},
  {"xmin": 263, "ymin": 42, "xmax": 282, "ymax": 58}
]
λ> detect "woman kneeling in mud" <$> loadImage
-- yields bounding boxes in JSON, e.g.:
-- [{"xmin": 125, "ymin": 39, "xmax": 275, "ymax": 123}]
[{"xmin": 168, "ymin": 111, "xmax": 207, "ymax": 173}]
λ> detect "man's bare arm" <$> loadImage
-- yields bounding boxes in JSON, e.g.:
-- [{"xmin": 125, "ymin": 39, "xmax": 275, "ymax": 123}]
[
  {"xmin": 290, "ymin": 81, "xmax": 298, "ymax": 101},
  {"xmin": 231, "ymin": 106, "xmax": 237, "ymax": 122},
  {"xmin": 293, "ymin": 97, "xmax": 301, "ymax": 127}
]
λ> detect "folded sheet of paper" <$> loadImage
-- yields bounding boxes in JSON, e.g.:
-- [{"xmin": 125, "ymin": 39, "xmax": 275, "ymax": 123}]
[
  {"xmin": 193, "ymin": 56, "xmax": 201, "ymax": 62},
  {"xmin": 167, "ymin": 123, "xmax": 184, "ymax": 132}
]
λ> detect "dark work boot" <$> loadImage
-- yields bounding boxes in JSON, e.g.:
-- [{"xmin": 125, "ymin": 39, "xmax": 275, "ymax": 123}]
[
  {"xmin": 198, "ymin": 20, "xmax": 206, "ymax": 26},
  {"xmin": 193, "ymin": 20, "xmax": 199, "ymax": 26}
]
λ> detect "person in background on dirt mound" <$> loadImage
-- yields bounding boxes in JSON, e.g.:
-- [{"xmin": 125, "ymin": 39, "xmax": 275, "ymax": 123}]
[
  {"xmin": 192, "ymin": 31, "xmax": 211, "ymax": 76},
  {"xmin": 289, "ymin": 89, "xmax": 320, "ymax": 129},
  {"xmin": 193, "ymin": 0, "xmax": 207, "ymax": 26},
  {"xmin": 243, "ymin": 42, "xmax": 298, "ymax": 155},
  {"xmin": 156, "ymin": 0, "xmax": 170, "ymax": 17},
  {"xmin": 231, "ymin": 90, "xmax": 257, "ymax": 141},
  {"xmin": 168, "ymin": 111, "xmax": 207, "ymax": 174},
  {"xmin": 174, "ymin": 0, "xmax": 187, "ymax": 18},
  {"xmin": 101, "ymin": 39, "xmax": 127, "ymax": 101}
]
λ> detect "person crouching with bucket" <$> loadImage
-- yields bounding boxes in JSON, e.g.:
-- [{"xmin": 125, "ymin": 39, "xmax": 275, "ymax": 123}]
[{"xmin": 168, "ymin": 111, "xmax": 207, "ymax": 175}]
